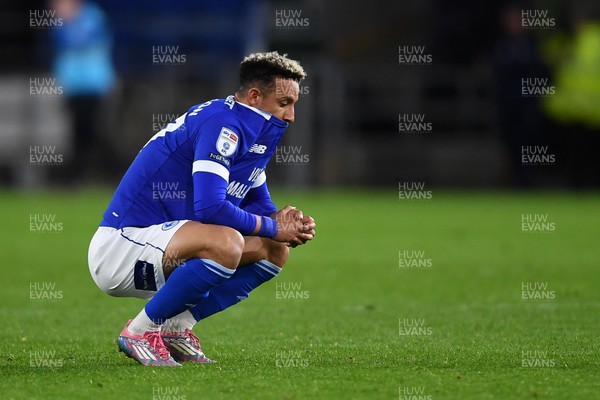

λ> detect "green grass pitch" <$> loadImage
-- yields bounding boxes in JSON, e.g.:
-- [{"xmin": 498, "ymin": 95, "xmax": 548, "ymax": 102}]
[{"xmin": 0, "ymin": 189, "xmax": 598, "ymax": 399}]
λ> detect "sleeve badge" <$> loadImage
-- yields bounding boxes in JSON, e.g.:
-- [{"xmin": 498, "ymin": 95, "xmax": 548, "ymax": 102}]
[{"xmin": 216, "ymin": 127, "xmax": 239, "ymax": 157}]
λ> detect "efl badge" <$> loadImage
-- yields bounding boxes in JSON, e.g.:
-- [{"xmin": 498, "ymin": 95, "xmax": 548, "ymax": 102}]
[{"xmin": 216, "ymin": 127, "xmax": 239, "ymax": 157}]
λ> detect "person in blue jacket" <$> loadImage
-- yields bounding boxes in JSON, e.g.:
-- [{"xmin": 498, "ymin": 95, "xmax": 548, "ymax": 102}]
[{"xmin": 52, "ymin": 0, "xmax": 116, "ymax": 181}]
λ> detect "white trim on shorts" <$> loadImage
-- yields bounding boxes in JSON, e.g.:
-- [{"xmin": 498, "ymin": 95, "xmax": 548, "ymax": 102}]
[{"xmin": 88, "ymin": 220, "xmax": 188, "ymax": 300}]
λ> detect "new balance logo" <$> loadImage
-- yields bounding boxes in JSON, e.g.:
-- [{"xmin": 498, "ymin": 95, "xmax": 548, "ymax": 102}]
[{"xmin": 249, "ymin": 144, "xmax": 267, "ymax": 154}]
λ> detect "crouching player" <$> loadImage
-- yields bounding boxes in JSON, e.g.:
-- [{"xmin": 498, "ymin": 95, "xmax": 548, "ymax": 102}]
[{"xmin": 88, "ymin": 52, "xmax": 316, "ymax": 366}]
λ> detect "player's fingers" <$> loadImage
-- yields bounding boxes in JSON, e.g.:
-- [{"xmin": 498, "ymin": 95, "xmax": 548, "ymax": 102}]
[
  {"xmin": 290, "ymin": 210, "xmax": 303, "ymax": 221},
  {"xmin": 300, "ymin": 234, "xmax": 314, "ymax": 243},
  {"xmin": 288, "ymin": 238, "xmax": 302, "ymax": 247},
  {"xmin": 280, "ymin": 205, "xmax": 297, "ymax": 214},
  {"xmin": 288, "ymin": 236, "xmax": 306, "ymax": 247},
  {"xmin": 298, "ymin": 233, "xmax": 313, "ymax": 242},
  {"xmin": 291, "ymin": 209, "xmax": 304, "ymax": 220},
  {"xmin": 301, "ymin": 216, "xmax": 315, "ymax": 226},
  {"xmin": 302, "ymin": 222, "xmax": 316, "ymax": 230}
]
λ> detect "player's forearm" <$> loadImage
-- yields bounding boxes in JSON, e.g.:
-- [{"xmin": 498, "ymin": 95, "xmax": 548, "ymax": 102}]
[
  {"xmin": 195, "ymin": 201, "xmax": 277, "ymax": 238},
  {"xmin": 193, "ymin": 171, "xmax": 277, "ymax": 237},
  {"xmin": 239, "ymin": 182, "xmax": 278, "ymax": 217}
]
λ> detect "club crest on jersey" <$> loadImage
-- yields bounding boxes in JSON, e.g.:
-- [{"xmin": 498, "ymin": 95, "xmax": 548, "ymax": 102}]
[
  {"xmin": 161, "ymin": 221, "xmax": 180, "ymax": 231},
  {"xmin": 216, "ymin": 127, "xmax": 239, "ymax": 157}
]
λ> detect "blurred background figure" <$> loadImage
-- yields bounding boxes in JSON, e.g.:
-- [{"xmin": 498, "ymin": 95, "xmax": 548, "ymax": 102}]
[
  {"xmin": 543, "ymin": 9, "xmax": 600, "ymax": 187},
  {"xmin": 50, "ymin": 0, "xmax": 116, "ymax": 184},
  {"xmin": 493, "ymin": 4, "xmax": 549, "ymax": 188}
]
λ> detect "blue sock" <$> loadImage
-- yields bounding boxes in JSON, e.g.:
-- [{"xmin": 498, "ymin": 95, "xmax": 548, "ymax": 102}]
[
  {"xmin": 145, "ymin": 258, "xmax": 234, "ymax": 324},
  {"xmin": 190, "ymin": 260, "xmax": 281, "ymax": 321}
]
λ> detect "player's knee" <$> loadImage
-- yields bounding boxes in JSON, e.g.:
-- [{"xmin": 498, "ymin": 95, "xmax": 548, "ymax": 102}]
[
  {"xmin": 209, "ymin": 227, "xmax": 245, "ymax": 269},
  {"xmin": 266, "ymin": 240, "xmax": 290, "ymax": 268}
]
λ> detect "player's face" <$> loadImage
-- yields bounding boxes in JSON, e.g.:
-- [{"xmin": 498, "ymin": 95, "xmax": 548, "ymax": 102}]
[{"xmin": 257, "ymin": 78, "xmax": 299, "ymax": 124}]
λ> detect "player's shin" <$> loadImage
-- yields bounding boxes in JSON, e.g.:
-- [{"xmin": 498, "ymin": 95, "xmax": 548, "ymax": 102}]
[
  {"xmin": 190, "ymin": 259, "xmax": 281, "ymax": 321},
  {"xmin": 144, "ymin": 258, "xmax": 235, "ymax": 325}
]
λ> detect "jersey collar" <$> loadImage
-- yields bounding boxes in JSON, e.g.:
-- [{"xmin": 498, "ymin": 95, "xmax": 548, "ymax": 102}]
[{"xmin": 228, "ymin": 95, "xmax": 289, "ymax": 128}]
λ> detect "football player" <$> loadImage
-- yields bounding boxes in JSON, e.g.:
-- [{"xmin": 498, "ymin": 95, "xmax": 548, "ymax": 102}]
[{"xmin": 88, "ymin": 52, "xmax": 316, "ymax": 366}]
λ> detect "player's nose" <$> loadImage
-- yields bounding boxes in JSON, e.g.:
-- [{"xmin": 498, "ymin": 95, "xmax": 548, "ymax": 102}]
[{"xmin": 283, "ymin": 107, "xmax": 295, "ymax": 124}]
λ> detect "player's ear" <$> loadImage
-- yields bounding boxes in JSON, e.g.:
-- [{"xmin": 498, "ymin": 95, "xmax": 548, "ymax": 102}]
[{"xmin": 247, "ymin": 88, "xmax": 262, "ymax": 107}]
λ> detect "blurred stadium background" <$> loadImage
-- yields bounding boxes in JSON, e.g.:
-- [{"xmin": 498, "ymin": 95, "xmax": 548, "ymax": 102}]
[{"xmin": 2, "ymin": 0, "xmax": 600, "ymax": 191}]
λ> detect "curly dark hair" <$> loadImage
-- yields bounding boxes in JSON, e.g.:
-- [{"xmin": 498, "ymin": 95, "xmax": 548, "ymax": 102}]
[{"xmin": 237, "ymin": 51, "xmax": 306, "ymax": 95}]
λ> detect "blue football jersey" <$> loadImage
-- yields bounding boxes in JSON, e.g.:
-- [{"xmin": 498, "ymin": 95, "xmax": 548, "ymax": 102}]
[{"xmin": 100, "ymin": 96, "xmax": 286, "ymax": 236}]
